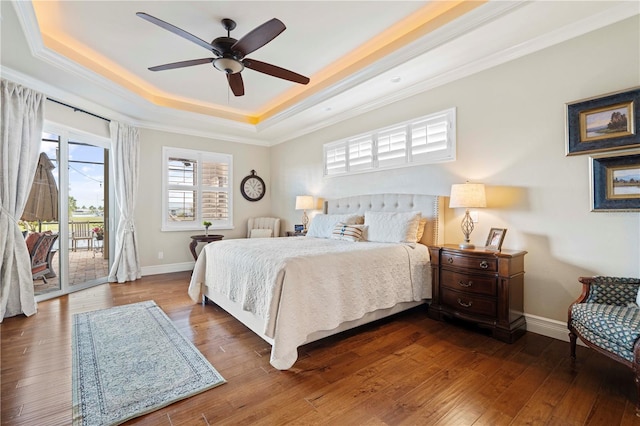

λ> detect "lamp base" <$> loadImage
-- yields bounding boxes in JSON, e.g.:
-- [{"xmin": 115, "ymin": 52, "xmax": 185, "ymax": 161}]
[{"xmin": 458, "ymin": 242, "xmax": 475, "ymax": 249}]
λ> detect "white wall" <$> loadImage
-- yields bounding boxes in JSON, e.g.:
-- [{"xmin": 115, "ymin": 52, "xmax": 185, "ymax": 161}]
[{"xmin": 269, "ymin": 16, "xmax": 640, "ymax": 322}]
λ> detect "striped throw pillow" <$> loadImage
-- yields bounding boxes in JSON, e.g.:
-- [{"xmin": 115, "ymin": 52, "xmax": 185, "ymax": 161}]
[{"xmin": 331, "ymin": 223, "xmax": 365, "ymax": 242}]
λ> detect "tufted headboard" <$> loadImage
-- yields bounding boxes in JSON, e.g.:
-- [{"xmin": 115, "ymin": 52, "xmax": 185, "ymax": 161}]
[{"xmin": 324, "ymin": 193, "xmax": 445, "ymax": 246}]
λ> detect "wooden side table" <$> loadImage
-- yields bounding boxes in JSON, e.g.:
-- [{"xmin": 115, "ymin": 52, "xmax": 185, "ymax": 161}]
[
  {"xmin": 189, "ymin": 234, "xmax": 223, "ymax": 260},
  {"xmin": 428, "ymin": 244, "xmax": 527, "ymax": 343}
]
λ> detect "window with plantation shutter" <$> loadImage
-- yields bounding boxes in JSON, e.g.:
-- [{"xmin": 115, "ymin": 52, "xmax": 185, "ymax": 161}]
[
  {"xmin": 324, "ymin": 143, "xmax": 347, "ymax": 175},
  {"xmin": 348, "ymin": 135, "xmax": 374, "ymax": 172},
  {"xmin": 162, "ymin": 147, "xmax": 233, "ymax": 231},
  {"xmin": 323, "ymin": 107, "xmax": 455, "ymax": 177},
  {"xmin": 410, "ymin": 108, "xmax": 455, "ymax": 163},
  {"xmin": 377, "ymin": 126, "xmax": 407, "ymax": 168}
]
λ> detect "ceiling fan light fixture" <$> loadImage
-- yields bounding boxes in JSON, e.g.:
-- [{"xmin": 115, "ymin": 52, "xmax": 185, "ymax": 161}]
[{"xmin": 213, "ymin": 57, "xmax": 244, "ymax": 74}]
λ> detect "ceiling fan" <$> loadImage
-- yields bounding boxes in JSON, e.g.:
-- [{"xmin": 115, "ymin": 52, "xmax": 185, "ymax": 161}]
[{"xmin": 137, "ymin": 12, "xmax": 310, "ymax": 97}]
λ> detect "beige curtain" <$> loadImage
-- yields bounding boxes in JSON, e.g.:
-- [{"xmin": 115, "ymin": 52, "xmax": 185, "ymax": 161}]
[
  {"xmin": 0, "ymin": 79, "xmax": 45, "ymax": 321},
  {"xmin": 108, "ymin": 121, "xmax": 141, "ymax": 283}
]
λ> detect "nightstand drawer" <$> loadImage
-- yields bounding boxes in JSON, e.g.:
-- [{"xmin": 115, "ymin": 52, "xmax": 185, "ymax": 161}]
[
  {"xmin": 442, "ymin": 252, "xmax": 497, "ymax": 272},
  {"xmin": 441, "ymin": 288, "xmax": 496, "ymax": 318},
  {"xmin": 441, "ymin": 270, "xmax": 496, "ymax": 296}
]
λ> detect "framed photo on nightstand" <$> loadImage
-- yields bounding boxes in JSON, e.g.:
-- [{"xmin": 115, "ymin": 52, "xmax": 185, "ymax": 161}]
[{"xmin": 485, "ymin": 228, "xmax": 507, "ymax": 251}]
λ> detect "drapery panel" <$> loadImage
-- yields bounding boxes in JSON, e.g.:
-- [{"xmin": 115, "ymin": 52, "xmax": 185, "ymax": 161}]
[
  {"xmin": 0, "ymin": 79, "xmax": 45, "ymax": 321},
  {"xmin": 108, "ymin": 121, "xmax": 141, "ymax": 283}
]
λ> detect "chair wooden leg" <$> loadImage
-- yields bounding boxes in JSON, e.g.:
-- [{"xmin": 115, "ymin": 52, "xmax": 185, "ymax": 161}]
[{"xmin": 569, "ymin": 331, "xmax": 577, "ymax": 361}]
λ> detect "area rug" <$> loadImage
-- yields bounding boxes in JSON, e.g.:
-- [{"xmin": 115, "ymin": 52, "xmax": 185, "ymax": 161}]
[{"xmin": 72, "ymin": 300, "xmax": 225, "ymax": 426}]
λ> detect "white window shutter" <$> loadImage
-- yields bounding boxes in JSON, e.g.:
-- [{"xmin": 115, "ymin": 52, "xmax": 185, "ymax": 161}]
[
  {"xmin": 348, "ymin": 136, "xmax": 373, "ymax": 172},
  {"xmin": 324, "ymin": 142, "xmax": 347, "ymax": 175},
  {"xmin": 323, "ymin": 107, "xmax": 455, "ymax": 177},
  {"xmin": 163, "ymin": 147, "xmax": 233, "ymax": 230}
]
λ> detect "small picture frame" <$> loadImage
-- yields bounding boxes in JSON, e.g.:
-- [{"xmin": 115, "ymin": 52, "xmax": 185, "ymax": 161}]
[
  {"xmin": 566, "ymin": 87, "xmax": 640, "ymax": 155},
  {"xmin": 589, "ymin": 149, "xmax": 640, "ymax": 211},
  {"xmin": 485, "ymin": 228, "xmax": 507, "ymax": 251},
  {"xmin": 294, "ymin": 224, "xmax": 304, "ymax": 232}
]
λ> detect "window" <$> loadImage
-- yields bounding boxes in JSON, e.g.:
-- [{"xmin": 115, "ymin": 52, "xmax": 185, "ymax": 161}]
[
  {"xmin": 323, "ymin": 107, "xmax": 456, "ymax": 176},
  {"xmin": 162, "ymin": 147, "xmax": 233, "ymax": 231}
]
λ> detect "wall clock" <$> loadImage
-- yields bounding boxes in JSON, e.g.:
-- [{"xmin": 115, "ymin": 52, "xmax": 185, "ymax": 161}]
[{"xmin": 240, "ymin": 170, "xmax": 265, "ymax": 202}]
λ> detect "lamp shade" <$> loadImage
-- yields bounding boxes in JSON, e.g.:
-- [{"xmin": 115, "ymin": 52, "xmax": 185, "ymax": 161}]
[
  {"xmin": 449, "ymin": 183, "xmax": 486, "ymax": 208},
  {"xmin": 295, "ymin": 195, "xmax": 314, "ymax": 210}
]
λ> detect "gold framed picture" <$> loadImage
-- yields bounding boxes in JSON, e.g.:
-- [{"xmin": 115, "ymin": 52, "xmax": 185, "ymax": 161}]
[
  {"xmin": 589, "ymin": 149, "xmax": 640, "ymax": 211},
  {"xmin": 566, "ymin": 87, "xmax": 640, "ymax": 155}
]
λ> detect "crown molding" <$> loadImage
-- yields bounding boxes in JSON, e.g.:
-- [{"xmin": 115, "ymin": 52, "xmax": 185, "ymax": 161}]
[
  {"xmin": 265, "ymin": 1, "xmax": 640, "ymax": 146},
  {"xmin": 258, "ymin": 1, "xmax": 526, "ymax": 133}
]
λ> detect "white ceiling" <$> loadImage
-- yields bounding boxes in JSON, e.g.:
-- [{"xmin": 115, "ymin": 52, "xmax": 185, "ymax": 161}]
[{"xmin": 2, "ymin": 1, "xmax": 638, "ymax": 145}]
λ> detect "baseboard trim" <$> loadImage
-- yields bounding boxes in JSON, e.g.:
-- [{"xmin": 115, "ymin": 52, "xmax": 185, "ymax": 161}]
[
  {"xmin": 141, "ymin": 262, "xmax": 195, "ymax": 277},
  {"xmin": 525, "ymin": 312, "xmax": 585, "ymax": 346}
]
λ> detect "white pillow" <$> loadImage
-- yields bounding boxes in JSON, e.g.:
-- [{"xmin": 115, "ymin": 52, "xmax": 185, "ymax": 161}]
[
  {"xmin": 250, "ymin": 228, "xmax": 272, "ymax": 238},
  {"xmin": 331, "ymin": 223, "xmax": 366, "ymax": 242},
  {"xmin": 306, "ymin": 214, "xmax": 360, "ymax": 238},
  {"xmin": 364, "ymin": 211, "xmax": 422, "ymax": 243},
  {"xmin": 636, "ymin": 286, "xmax": 640, "ymax": 306}
]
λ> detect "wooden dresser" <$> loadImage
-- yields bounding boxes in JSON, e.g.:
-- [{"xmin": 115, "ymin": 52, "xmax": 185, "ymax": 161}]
[{"xmin": 427, "ymin": 245, "xmax": 527, "ymax": 343}]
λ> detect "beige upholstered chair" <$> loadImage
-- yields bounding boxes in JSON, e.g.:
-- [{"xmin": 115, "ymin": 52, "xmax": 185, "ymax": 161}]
[{"xmin": 247, "ymin": 217, "xmax": 281, "ymax": 238}]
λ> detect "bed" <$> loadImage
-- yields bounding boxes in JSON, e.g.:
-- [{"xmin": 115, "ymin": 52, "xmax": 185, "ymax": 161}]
[{"xmin": 188, "ymin": 193, "xmax": 445, "ymax": 369}]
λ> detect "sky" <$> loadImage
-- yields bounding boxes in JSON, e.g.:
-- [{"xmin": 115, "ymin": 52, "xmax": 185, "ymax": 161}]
[{"xmin": 41, "ymin": 135, "xmax": 105, "ymax": 212}]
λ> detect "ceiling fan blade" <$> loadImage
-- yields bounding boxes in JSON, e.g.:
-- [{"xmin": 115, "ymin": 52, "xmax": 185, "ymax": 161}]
[
  {"xmin": 227, "ymin": 73, "xmax": 245, "ymax": 96},
  {"xmin": 137, "ymin": 12, "xmax": 222, "ymax": 56},
  {"xmin": 231, "ymin": 18, "xmax": 285, "ymax": 57},
  {"xmin": 243, "ymin": 58, "xmax": 310, "ymax": 85},
  {"xmin": 149, "ymin": 58, "xmax": 214, "ymax": 71}
]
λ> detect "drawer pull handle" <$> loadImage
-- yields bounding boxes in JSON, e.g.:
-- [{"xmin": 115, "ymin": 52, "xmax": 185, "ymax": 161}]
[
  {"xmin": 479, "ymin": 260, "xmax": 489, "ymax": 269},
  {"xmin": 447, "ymin": 257, "xmax": 454, "ymax": 264},
  {"xmin": 457, "ymin": 298, "xmax": 473, "ymax": 308},
  {"xmin": 458, "ymin": 280, "xmax": 472, "ymax": 287}
]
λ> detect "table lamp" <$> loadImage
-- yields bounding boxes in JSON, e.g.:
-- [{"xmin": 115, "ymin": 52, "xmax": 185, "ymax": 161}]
[
  {"xmin": 295, "ymin": 195, "xmax": 314, "ymax": 232},
  {"xmin": 449, "ymin": 182, "xmax": 486, "ymax": 249}
]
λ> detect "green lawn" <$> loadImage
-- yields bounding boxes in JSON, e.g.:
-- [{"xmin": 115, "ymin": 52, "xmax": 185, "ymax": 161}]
[{"xmin": 21, "ymin": 217, "xmax": 104, "ymax": 233}]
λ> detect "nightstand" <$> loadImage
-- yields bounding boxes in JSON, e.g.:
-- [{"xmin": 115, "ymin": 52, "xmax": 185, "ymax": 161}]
[
  {"xmin": 427, "ymin": 245, "xmax": 527, "ymax": 343},
  {"xmin": 286, "ymin": 231, "xmax": 306, "ymax": 237}
]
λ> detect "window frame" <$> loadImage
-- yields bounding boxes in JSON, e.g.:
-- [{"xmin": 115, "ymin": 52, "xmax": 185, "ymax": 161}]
[
  {"xmin": 161, "ymin": 146, "xmax": 233, "ymax": 232},
  {"xmin": 323, "ymin": 107, "xmax": 456, "ymax": 177}
]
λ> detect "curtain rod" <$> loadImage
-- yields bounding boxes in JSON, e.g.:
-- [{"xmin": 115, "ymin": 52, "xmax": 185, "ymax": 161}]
[{"xmin": 46, "ymin": 98, "xmax": 111, "ymax": 123}]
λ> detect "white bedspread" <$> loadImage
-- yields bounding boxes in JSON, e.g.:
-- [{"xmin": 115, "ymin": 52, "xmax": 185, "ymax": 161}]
[{"xmin": 188, "ymin": 237, "xmax": 431, "ymax": 369}]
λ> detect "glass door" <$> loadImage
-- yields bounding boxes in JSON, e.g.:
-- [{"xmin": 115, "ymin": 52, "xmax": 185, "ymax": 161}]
[{"xmin": 29, "ymin": 126, "xmax": 113, "ymax": 300}]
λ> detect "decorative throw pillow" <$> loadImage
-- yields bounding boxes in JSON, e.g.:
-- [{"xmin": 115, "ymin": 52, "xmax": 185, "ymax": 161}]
[
  {"xmin": 416, "ymin": 218, "xmax": 428, "ymax": 242},
  {"xmin": 250, "ymin": 228, "xmax": 272, "ymax": 238},
  {"xmin": 306, "ymin": 214, "xmax": 360, "ymax": 238},
  {"xmin": 331, "ymin": 223, "xmax": 366, "ymax": 242},
  {"xmin": 364, "ymin": 211, "xmax": 422, "ymax": 243}
]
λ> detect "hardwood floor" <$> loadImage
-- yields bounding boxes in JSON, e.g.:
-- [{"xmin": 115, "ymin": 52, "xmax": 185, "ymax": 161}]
[{"xmin": 2, "ymin": 271, "xmax": 639, "ymax": 425}]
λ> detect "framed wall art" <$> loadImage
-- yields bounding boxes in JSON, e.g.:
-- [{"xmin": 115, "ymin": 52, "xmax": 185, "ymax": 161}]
[
  {"xmin": 589, "ymin": 149, "xmax": 640, "ymax": 212},
  {"xmin": 566, "ymin": 87, "xmax": 640, "ymax": 155},
  {"xmin": 485, "ymin": 228, "xmax": 507, "ymax": 251}
]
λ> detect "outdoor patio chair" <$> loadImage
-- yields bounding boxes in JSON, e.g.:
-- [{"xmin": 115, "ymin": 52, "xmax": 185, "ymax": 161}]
[
  {"xmin": 70, "ymin": 222, "xmax": 93, "ymax": 251},
  {"xmin": 26, "ymin": 231, "xmax": 59, "ymax": 283}
]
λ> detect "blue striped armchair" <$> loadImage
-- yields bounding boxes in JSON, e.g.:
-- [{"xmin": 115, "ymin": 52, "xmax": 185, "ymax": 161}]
[{"xmin": 568, "ymin": 276, "xmax": 640, "ymax": 414}]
